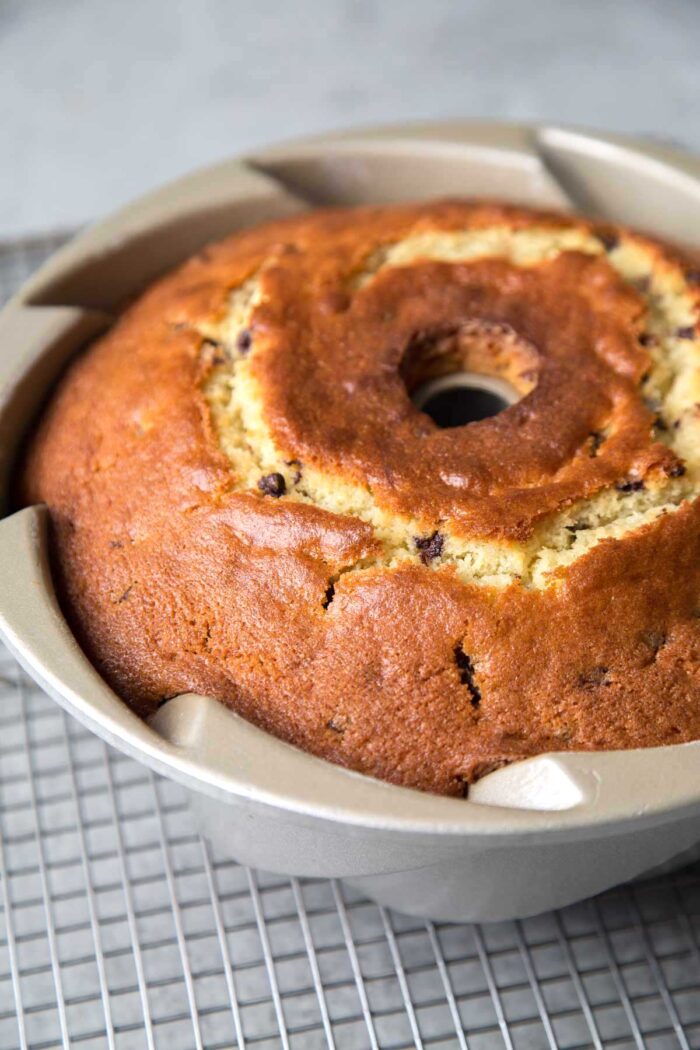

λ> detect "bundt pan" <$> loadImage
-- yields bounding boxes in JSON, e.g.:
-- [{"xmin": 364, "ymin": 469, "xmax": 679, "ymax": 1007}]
[{"xmin": 2, "ymin": 121, "xmax": 700, "ymax": 922}]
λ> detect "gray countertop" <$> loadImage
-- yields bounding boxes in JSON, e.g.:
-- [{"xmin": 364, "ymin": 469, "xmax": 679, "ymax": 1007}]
[{"xmin": 1, "ymin": 0, "xmax": 699, "ymax": 238}]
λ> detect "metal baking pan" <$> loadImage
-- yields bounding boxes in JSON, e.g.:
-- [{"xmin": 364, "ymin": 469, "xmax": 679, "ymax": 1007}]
[{"xmin": 2, "ymin": 121, "xmax": 700, "ymax": 923}]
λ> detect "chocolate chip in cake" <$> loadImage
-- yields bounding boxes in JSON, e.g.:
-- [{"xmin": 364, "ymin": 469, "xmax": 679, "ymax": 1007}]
[
  {"xmin": 685, "ymin": 269, "xmax": 700, "ymax": 285},
  {"xmin": 616, "ymin": 479, "xmax": 645, "ymax": 493},
  {"xmin": 116, "ymin": 584, "xmax": 134, "ymax": 604},
  {"xmin": 322, "ymin": 581, "xmax": 335, "ymax": 610},
  {"xmin": 579, "ymin": 665, "xmax": 611, "ymax": 688},
  {"xmin": 633, "ymin": 275, "xmax": 651, "ymax": 293},
  {"xmin": 236, "ymin": 328, "xmax": 252, "ymax": 354},
  {"xmin": 109, "ymin": 539, "xmax": 123, "ymax": 549},
  {"xmin": 588, "ymin": 431, "xmax": 605, "ymax": 457},
  {"xmin": 667, "ymin": 462, "xmax": 686, "ymax": 478},
  {"xmin": 638, "ymin": 333, "xmax": 656, "ymax": 348},
  {"xmin": 257, "ymin": 472, "xmax": 286, "ymax": 497},
  {"xmin": 566, "ymin": 521, "xmax": 590, "ymax": 533},
  {"xmin": 598, "ymin": 232, "xmax": 619, "ymax": 252},
  {"xmin": 677, "ymin": 326, "xmax": 696, "ymax": 340},
  {"xmin": 454, "ymin": 644, "xmax": 481, "ymax": 709},
  {"xmin": 414, "ymin": 531, "xmax": 444, "ymax": 564},
  {"xmin": 327, "ymin": 716, "xmax": 346, "ymax": 734}
]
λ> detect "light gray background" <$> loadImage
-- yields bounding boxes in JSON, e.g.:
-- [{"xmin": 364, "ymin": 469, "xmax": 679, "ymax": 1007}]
[{"xmin": 1, "ymin": 0, "xmax": 699, "ymax": 238}]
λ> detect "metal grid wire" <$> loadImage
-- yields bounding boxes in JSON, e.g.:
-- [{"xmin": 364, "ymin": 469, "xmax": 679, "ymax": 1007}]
[{"xmin": 2, "ymin": 235, "xmax": 700, "ymax": 1050}]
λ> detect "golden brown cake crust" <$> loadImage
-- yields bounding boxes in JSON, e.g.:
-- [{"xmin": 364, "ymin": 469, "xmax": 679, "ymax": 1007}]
[{"xmin": 21, "ymin": 200, "xmax": 700, "ymax": 796}]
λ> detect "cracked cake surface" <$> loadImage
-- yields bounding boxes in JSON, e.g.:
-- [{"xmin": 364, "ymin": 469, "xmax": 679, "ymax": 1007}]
[{"xmin": 21, "ymin": 200, "xmax": 700, "ymax": 795}]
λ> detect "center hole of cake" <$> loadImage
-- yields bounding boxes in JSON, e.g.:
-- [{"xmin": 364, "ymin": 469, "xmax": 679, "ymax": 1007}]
[
  {"xmin": 413, "ymin": 374, "xmax": 515, "ymax": 427},
  {"xmin": 401, "ymin": 319, "xmax": 538, "ymax": 429}
]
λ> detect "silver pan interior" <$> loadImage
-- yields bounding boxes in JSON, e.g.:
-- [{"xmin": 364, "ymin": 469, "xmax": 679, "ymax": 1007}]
[{"xmin": 1, "ymin": 123, "xmax": 700, "ymax": 921}]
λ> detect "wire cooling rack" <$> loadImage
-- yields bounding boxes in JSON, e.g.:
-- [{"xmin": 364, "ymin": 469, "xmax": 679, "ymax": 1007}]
[{"xmin": 2, "ymin": 235, "xmax": 700, "ymax": 1050}]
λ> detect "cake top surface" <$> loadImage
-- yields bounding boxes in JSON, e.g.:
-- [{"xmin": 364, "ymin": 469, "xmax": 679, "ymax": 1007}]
[{"xmin": 22, "ymin": 200, "xmax": 700, "ymax": 795}]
